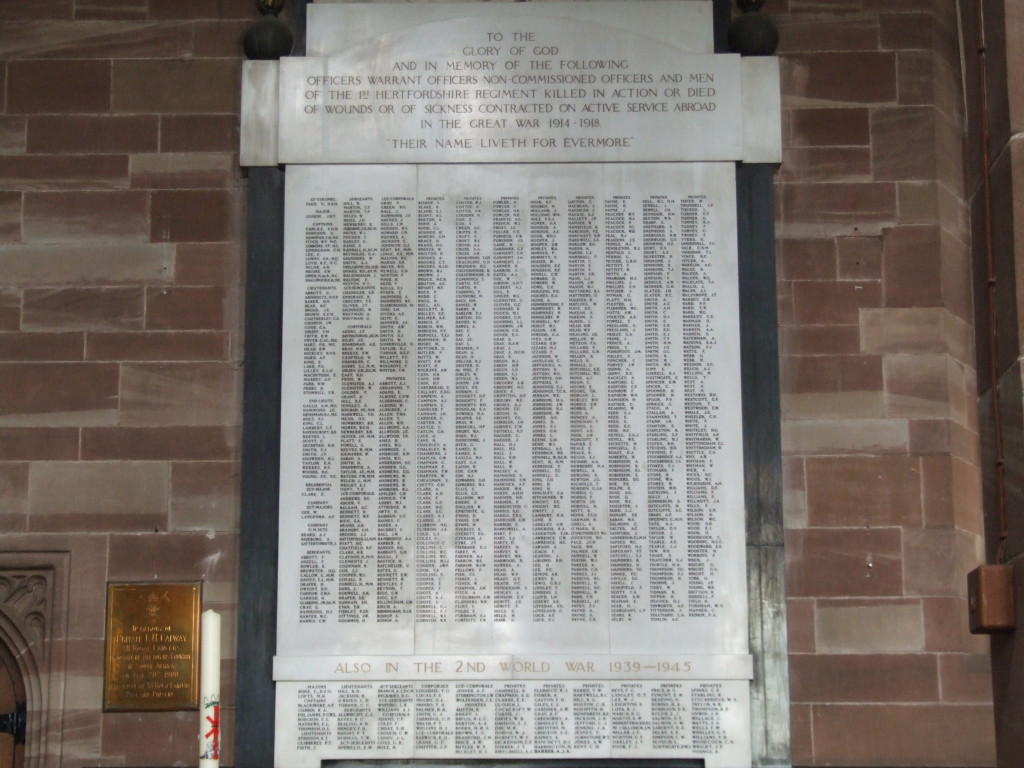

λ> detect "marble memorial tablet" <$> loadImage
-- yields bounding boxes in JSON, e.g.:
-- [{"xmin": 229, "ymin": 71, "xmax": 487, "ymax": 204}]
[
  {"xmin": 274, "ymin": 162, "xmax": 750, "ymax": 766},
  {"xmin": 275, "ymin": 3, "xmax": 742, "ymax": 164},
  {"xmin": 241, "ymin": 2, "xmax": 781, "ymax": 168}
]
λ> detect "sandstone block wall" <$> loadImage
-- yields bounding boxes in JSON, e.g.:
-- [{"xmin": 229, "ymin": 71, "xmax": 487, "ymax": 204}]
[
  {"xmin": 770, "ymin": 0, "xmax": 996, "ymax": 764},
  {"xmin": 0, "ymin": 0, "xmax": 1006, "ymax": 766},
  {"xmin": 0, "ymin": 1, "xmax": 248, "ymax": 764}
]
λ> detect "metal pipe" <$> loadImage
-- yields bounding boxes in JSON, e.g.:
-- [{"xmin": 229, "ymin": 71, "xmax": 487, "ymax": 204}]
[{"xmin": 976, "ymin": 1, "xmax": 1010, "ymax": 564}]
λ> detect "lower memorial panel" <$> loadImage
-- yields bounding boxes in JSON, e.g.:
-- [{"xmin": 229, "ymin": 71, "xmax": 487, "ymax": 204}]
[{"xmin": 276, "ymin": 679, "xmax": 749, "ymax": 767}]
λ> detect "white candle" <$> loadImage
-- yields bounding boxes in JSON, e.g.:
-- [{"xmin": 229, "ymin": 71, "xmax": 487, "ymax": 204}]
[{"xmin": 199, "ymin": 609, "xmax": 221, "ymax": 768}]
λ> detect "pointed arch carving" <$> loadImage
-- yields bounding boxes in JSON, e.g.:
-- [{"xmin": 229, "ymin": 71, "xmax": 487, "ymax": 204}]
[
  {"xmin": 0, "ymin": 553, "xmax": 69, "ymax": 768},
  {"xmin": 0, "ymin": 572, "xmax": 50, "ymax": 647}
]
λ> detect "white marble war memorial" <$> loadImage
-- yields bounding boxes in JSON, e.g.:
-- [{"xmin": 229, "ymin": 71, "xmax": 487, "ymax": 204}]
[{"xmin": 239, "ymin": 3, "xmax": 781, "ymax": 766}]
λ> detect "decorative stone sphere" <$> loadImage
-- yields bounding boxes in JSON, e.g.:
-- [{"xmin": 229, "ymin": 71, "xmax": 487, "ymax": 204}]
[
  {"xmin": 244, "ymin": 16, "xmax": 294, "ymax": 60},
  {"xmin": 727, "ymin": 12, "xmax": 779, "ymax": 57}
]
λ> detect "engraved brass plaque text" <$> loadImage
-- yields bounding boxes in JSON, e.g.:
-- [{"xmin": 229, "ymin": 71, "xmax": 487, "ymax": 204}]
[{"xmin": 103, "ymin": 582, "xmax": 201, "ymax": 711}]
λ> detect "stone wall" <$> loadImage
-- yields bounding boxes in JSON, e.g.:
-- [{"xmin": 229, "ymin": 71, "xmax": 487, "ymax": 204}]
[
  {"xmin": 0, "ymin": 0, "xmax": 1006, "ymax": 766},
  {"xmin": 770, "ymin": 0, "xmax": 996, "ymax": 764},
  {"xmin": 0, "ymin": 1, "xmax": 249, "ymax": 764}
]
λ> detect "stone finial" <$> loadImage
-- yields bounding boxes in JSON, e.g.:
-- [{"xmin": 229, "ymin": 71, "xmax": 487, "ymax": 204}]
[
  {"xmin": 244, "ymin": 0, "xmax": 294, "ymax": 60},
  {"xmin": 728, "ymin": 0, "xmax": 779, "ymax": 57}
]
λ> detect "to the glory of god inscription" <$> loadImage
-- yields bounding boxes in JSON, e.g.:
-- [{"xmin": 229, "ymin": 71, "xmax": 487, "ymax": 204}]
[{"xmin": 254, "ymin": 4, "xmax": 784, "ymax": 767}]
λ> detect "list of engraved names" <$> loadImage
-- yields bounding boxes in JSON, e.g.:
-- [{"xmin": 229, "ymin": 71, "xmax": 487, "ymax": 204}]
[
  {"xmin": 276, "ymin": 162, "xmax": 748, "ymax": 764},
  {"xmin": 279, "ymin": 163, "xmax": 745, "ymax": 660}
]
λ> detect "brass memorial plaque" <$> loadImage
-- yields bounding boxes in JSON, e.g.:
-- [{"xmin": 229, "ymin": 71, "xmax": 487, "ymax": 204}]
[{"xmin": 103, "ymin": 582, "xmax": 201, "ymax": 711}]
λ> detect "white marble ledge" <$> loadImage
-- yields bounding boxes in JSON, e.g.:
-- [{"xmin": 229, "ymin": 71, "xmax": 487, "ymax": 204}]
[
  {"xmin": 273, "ymin": 653, "xmax": 755, "ymax": 681},
  {"xmin": 241, "ymin": 59, "xmax": 280, "ymax": 167}
]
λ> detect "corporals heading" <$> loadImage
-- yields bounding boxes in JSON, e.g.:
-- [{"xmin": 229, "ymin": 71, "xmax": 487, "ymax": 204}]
[{"xmin": 276, "ymin": 12, "xmax": 743, "ymax": 164}]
